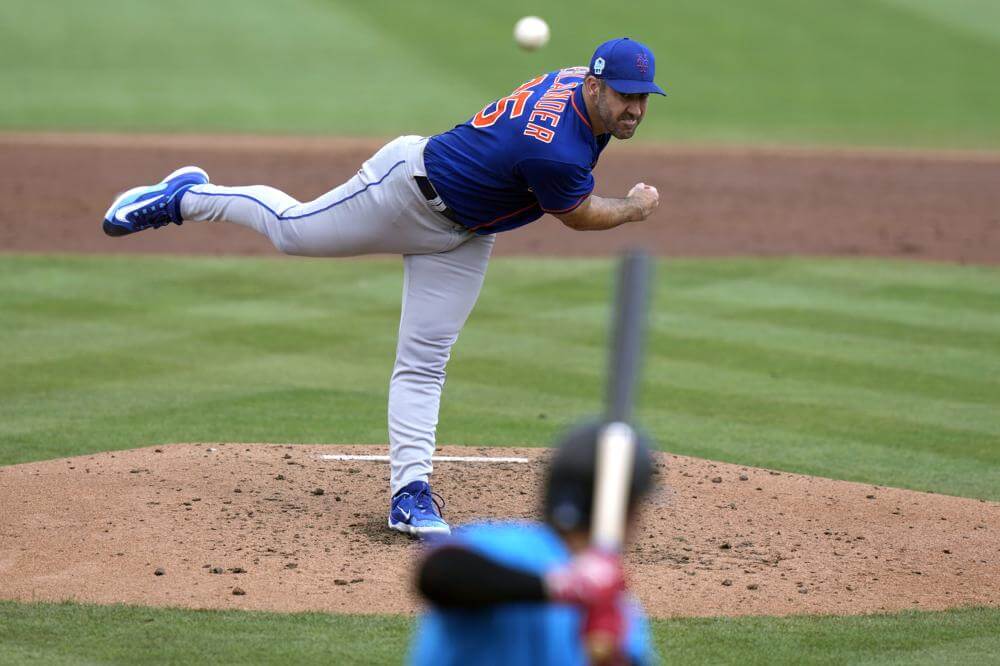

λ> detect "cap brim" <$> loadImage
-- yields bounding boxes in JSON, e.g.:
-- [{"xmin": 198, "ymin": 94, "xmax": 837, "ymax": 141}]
[{"xmin": 605, "ymin": 79, "xmax": 667, "ymax": 96}]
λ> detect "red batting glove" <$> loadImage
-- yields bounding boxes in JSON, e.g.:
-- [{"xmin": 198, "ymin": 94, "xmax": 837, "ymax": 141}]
[
  {"xmin": 544, "ymin": 548, "xmax": 625, "ymax": 607},
  {"xmin": 584, "ymin": 596, "xmax": 627, "ymax": 666}
]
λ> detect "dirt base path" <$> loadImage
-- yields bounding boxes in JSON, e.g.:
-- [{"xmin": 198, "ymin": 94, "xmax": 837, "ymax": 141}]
[
  {"xmin": 1, "ymin": 444, "xmax": 996, "ymax": 618},
  {"xmin": 2, "ymin": 133, "xmax": 999, "ymax": 263}
]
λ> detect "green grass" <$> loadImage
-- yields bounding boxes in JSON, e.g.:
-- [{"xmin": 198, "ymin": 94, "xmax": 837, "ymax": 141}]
[
  {"xmin": 2, "ymin": 254, "xmax": 998, "ymax": 664},
  {"xmin": 2, "ymin": 0, "xmax": 1000, "ymax": 147},
  {"xmin": 2, "ymin": 602, "xmax": 999, "ymax": 665},
  {"xmin": 659, "ymin": 608, "xmax": 1000, "ymax": 665},
  {"xmin": 0, "ymin": 602, "xmax": 412, "ymax": 665},
  {"xmin": 2, "ymin": 254, "xmax": 998, "ymax": 499}
]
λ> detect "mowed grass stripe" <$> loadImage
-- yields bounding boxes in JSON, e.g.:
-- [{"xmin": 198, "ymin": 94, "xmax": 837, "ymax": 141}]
[
  {"xmin": 882, "ymin": 0, "xmax": 1000, "ymax": 45},
  {"xmin": 443, "ymin": 361, "xmax": 999, "ymax": 477},
  {"xmin": 449, "ymin": 289, "xmax": 1000, "ymax": 496},
  {"xmin": 2, "ymin": 255, "xmax": 404, "ymax": 450},
  {"xmin": 648, "ymin": 331, "xmax": 996, "ymax": 406},
  {"xmin": 657, "ymin": 606, "xmax": 1000, "ymax": 665},
  {"xmin": 656, "ymin": 308, "xmax": 1000, "ymax": 382},
  {"xmin": 0, "ymin": 601, "xmax": 412, "ymax": 666},
  {"xmin": 442, "ymin": 341, "xmax": 1000, "ymax": 495},
  {"xmin": 714, "ymin": 307, "xmax": 1000, "ymax": 358},
  {"xmin": 501, "ymin": 268, "xmax": 1000, "ymax": 376},
  {"xmin": 654, "ymin": 357, "xmax": 1000, "ymax": 437},
  {"xmin": 767, "ymin": 259, "xmax": 1000, "ymax": 310},
  {"xmin": 675, "ymin": 280, "xmax": 1000, "ymax": 335},
  {"xmin": 650, "ymin": 383, "xmax": 996, "ymax": 466},
  {"xmin": 794, "ymin": 257, "xmax": 1000, "ymax": 287},
  {"xmin": 1, "ymin": 351, "xmax": 392, "ymax": 424},
  {"xmin": 2, "ymin": 255, "xmax": 998, "ymax": 503},
  {"xmin": 2, "ymin": 601, "xmax": 999, "ymax": 666},
  {"xmin": 1, "ymin": 349, "xmax": 399, "ymax": 445},
  {"xmin": 445, "ymin": 324, "xmax": 993, "ymax": 490},
  {"xmin": 2, "ymin": 386, "xmax": 394, "ymax": 465},
  {"xmin": 467, "ymin": 295, "xmax": 998, "ymax": 408},
  {"xmin": 629, "ymin": 409, "xmax": 998, "ymax": 500},
  {"xmin": 657, "ymin": 258, "xmax": 1000, "ymax": 331},
  {"xmin": 450, "ymin": 330, "xmax": 1000, "ymax": 438}
]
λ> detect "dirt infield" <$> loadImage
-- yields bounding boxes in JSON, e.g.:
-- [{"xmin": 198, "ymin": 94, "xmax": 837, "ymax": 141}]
[
  {"xmin": 2, "ymin": 132, "xmax": 999, "ymax": 262},
  {"xmin": 1, "ymin": 444, "xmax": 997, "ymax": 618}
]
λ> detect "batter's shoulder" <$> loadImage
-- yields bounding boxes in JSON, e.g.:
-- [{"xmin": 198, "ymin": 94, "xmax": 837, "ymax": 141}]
[{"xmin": 456, "ymin": 521, "xmax": 569, "ymax": 566}]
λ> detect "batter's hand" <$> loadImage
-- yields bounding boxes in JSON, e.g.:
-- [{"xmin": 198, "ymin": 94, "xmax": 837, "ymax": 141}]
[
  {"xmin": 544, "ymin": 548, "xmax": 625, "ymax": 606},
  {"xmin": 626, "ymin": 183, "xmax": 659, "ymax": 221}
]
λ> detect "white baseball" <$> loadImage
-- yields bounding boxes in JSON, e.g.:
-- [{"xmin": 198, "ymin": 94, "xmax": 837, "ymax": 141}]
[{"xmin": 514, "ymin": 16, "xmax": 550, "ymax": 51}]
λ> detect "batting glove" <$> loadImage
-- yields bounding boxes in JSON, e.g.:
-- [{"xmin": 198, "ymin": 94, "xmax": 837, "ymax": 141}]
[{"xmin": 544, "ymin": 548, "xmax": 625, "ymax": 606}]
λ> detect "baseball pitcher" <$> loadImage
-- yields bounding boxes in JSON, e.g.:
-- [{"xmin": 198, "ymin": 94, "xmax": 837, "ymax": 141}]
[{"xmin": 101, "ymin": 37, "xmax": 666, "ymax": 537}]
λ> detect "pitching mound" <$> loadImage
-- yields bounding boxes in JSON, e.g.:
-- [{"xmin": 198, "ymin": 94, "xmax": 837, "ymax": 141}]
[{"xmin": 1, "ymin": 444, "xmax": 996, "ymax": 618}]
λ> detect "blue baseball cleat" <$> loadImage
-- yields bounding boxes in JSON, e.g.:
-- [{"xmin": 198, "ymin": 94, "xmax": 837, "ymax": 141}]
[
  {"xmin": 389, "ymin": 481, "xmax": 451, "ymax": 537},
  {"xmin": 103, "ymin": 166, "xmax": 209, "ymax": 237}
]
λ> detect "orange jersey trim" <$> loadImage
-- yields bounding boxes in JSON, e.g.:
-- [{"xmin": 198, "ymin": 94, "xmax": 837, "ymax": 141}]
[
  {"xmin": 469, "ymin": 201, "xmax": 541, "ymax": 231},
  {"xmin": 569, "ymin": 90, "xmax": 592, "ymax": 130}
]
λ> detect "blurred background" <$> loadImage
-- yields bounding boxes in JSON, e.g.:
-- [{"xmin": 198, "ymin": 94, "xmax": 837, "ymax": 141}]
[{"xmin": 3, "ymin": 0, "xmax": 1000, "ymax": 147}]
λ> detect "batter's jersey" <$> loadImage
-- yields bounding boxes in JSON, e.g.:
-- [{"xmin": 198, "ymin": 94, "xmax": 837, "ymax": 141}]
[
  {"xmin": 407, "ymin": 521, "xmax": 656, "ymax": 666},
  {"xmin": 423, "ymin": 67, "xmax": 612, "ymax": 235}
]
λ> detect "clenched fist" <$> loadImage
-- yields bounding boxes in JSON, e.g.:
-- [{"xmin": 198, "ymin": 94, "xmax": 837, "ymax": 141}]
[{"xmin": 626, "ymin": 182, "xmax": 659, "ymax": 221}]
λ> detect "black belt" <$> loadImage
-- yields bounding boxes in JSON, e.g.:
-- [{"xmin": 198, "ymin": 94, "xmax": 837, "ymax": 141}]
[{"xmin": 414, "ymin": 175, "xmax": 463, "ymax": 226}]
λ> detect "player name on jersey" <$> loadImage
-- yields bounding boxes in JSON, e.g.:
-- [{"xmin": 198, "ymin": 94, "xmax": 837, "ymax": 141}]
[{"xmin": 523, "ymin": 66, "xmax": 589, "ymax": 144}]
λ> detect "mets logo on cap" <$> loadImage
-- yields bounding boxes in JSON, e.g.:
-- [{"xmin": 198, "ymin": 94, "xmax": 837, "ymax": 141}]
[{"xmin": 588, "ymin": 37, "xmax": 667, "ymax": 96}]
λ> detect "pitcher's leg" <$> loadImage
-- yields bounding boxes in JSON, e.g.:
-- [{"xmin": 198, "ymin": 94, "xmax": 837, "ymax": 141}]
[
  {"xmin": 180, "ymin": 184, "xmax": 304, "ymax": 251},
  {"xmin": 388, "ymin": 234, "xmax": 496, "ymax": 495},
  {"xmin": 178, "ymin": 137, "xmax": 432, "ymax": 257}
]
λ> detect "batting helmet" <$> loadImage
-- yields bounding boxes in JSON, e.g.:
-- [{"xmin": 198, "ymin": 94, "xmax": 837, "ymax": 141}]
[{"xmin": 543, "ymin": 420, "xmax": 656, "ymax": 534}]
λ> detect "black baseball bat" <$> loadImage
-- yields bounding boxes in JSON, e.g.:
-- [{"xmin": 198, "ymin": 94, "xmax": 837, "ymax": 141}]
[{"xmin": 606, "ymin": 250, "xmax": 651, "ymax": 423}]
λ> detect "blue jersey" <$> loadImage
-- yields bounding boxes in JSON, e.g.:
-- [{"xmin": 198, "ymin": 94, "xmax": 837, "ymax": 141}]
[
  {"xmin": 424, "ymin": 68, "xmax": 612, "ymax": 235},
  {"xmin": 408, "ymin": 521, "xmax": 656, "ymax": 666}
]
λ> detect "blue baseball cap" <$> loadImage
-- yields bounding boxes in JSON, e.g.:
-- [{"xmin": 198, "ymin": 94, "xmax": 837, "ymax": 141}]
[{"xmin": 589, "ymin": 37, "xmax": 666, "ymax": 96}]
